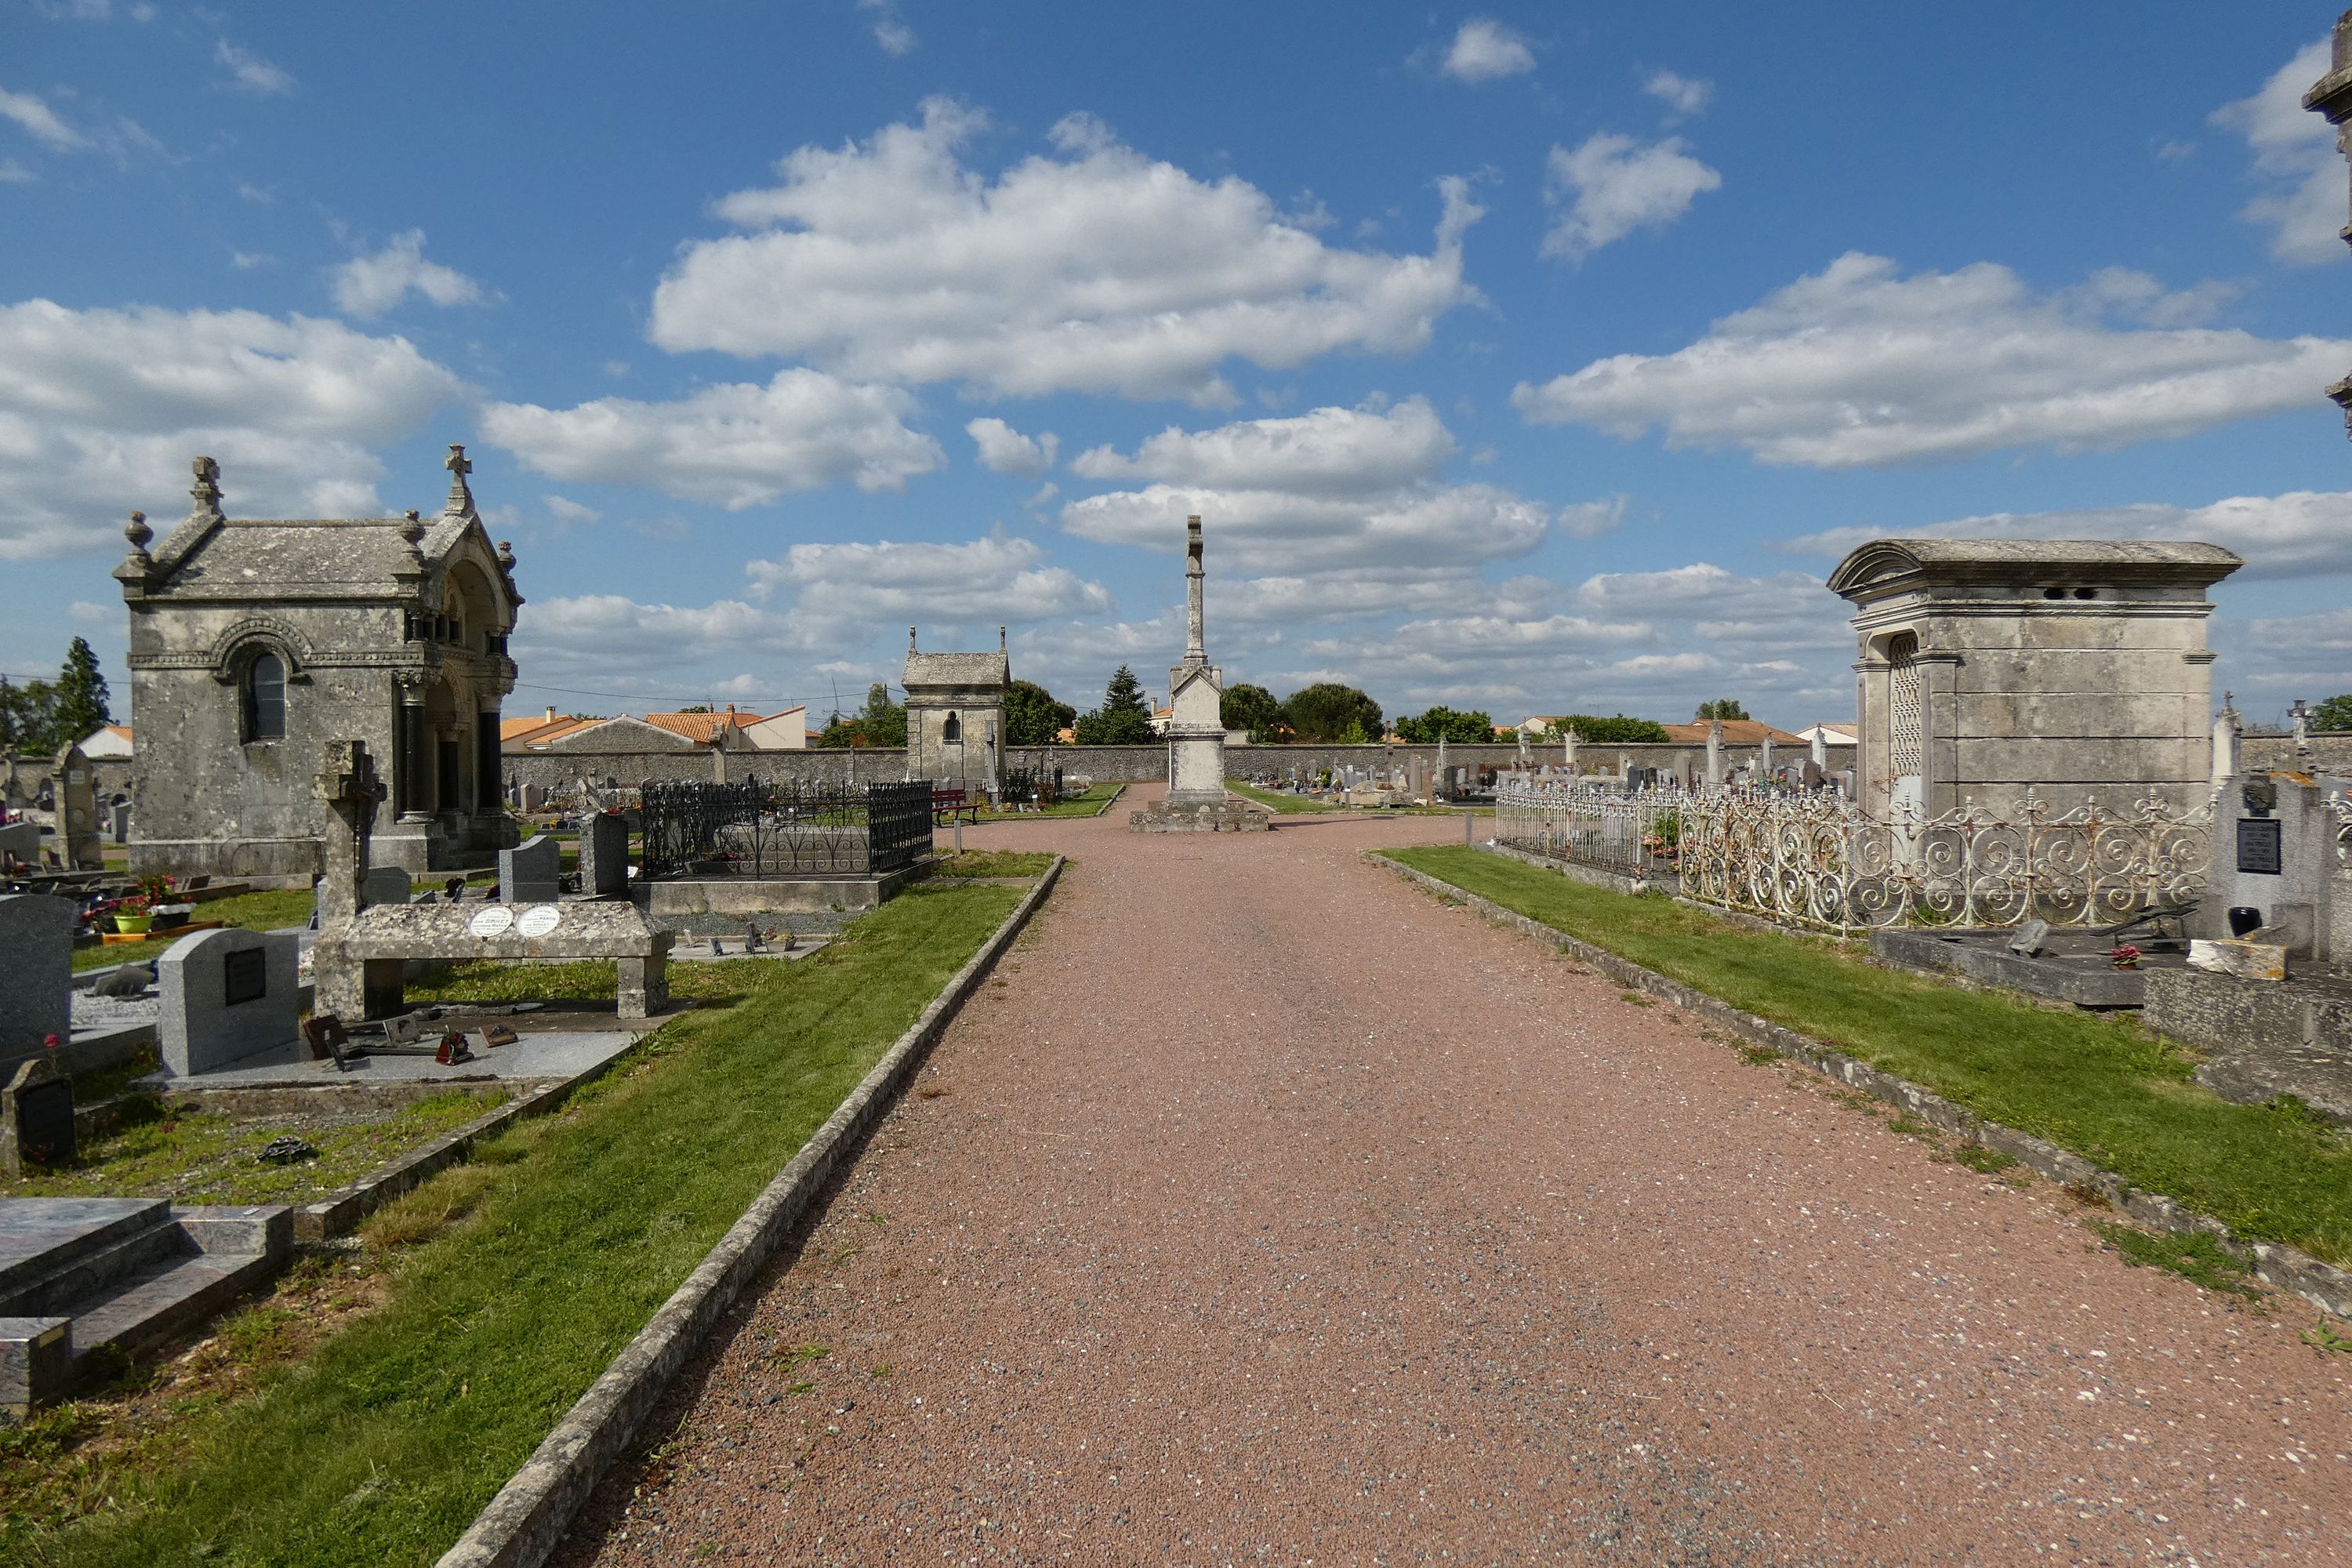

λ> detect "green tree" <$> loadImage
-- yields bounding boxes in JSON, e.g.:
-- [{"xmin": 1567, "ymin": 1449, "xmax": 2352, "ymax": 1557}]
[
  {"xmin": 1395, "ymin": 706, "xmax": 1498, "ymax": 744},
  {"xmin": 1694, "ymin": 697, "xmax": 1751, "ymax": 721},
  {"xmin": 1220, "ymin": 682, "xmax": 1283, "ymax": 740},
  {"xmin": 1547, "ymin": 713, "xmax": 1671, "ymax": 744},
  {"xmin": 1282, "ymin": 683, "xmax": 1383, "ymax": 743},
  {"xmin": 1005, "ymin": 679, "xmax": 1076, "ymax": 746},
  {"xmin": 2311, "ymin": 695, "xmax": 2352, "ymax": 732},
  {"xmin": 1073, "ymin": 666, "xmax": 1157, "ymax": 745},
  {"xmin": 814, "ymin": 683, "xmax": 907, "ymax": 748},
  {"xmin": 50, "ymin": 637, "xmax": 110, "ymax": 749}
]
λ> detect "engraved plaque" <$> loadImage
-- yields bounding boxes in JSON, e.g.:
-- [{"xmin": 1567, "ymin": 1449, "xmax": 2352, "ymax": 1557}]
[
  {"xmin": 2236, "ymin": 817, "xmax": 2283, "ymax": 877},
  {"xmin": 223, "ymin": 946, "xmax": 267, "ymax": 1006},
  {"xmin": 468, "ymin": 906, "xmax": 516, "ymax": 938}
]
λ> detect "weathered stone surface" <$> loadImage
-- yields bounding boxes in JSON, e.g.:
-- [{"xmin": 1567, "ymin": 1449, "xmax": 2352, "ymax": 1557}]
[
  {"xmin": 499, "ymin": 834, "xmax": 561, "ymax": 903},
  {"xmin": 157, "ymin": 927, "xmax": 302, "ymax": 1076},
  {"xmin": 0, "ymin": 895, "xmax": 72, "ymax": 1069},
  {"xmin": 2148, "ymin": 967, "xmax": 2352, "ymax": 1123},
  {"xmin": 0, "ymin": 1058, "xmax": 74, "ymax": 1175},
  {"xmin": 579, "ymin": 811, "xmax": 630, "ymax": 898},
  {"xmin": 312, "ymin": 900, "xmax": 670, "ymax": 1020},
  {"xmin": 2187, "ymin": 938, "xmax": 2288, "ymax": 982},
  {"xmin": 1872, "ymin": 927, "xmax": 2145, "ymax": 1008},
  {"xmin": 0, "ymin": 822, "xmax": 38, "ymax": 866},
  {"xmin": 54, "ymin": 746, "xmax": 101, "ymax": 870},
  {"xmin": 903, "ymin": 632, "xmax": 1011, "ymax": 797},
  {"xmin": 122, "ymin": 450, "xmax": 522, "ymax": 883},
  {"xmin": 1131, "ymin": 797, "xmax": 1269, "ymax": 833}
]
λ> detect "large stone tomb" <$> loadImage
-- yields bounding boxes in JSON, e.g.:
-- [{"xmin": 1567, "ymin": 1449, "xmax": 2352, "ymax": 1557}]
[
  {"xmin": 158, "ymin": 927, "xmax": 302, "ymax": 1076},
  {"xmin": 312, "ymin": 901, "xmax": 671, "ymax": 1021},
  {"xmin": 0, "ymin": 895, "xmax": 73, "ymax": 1071}
]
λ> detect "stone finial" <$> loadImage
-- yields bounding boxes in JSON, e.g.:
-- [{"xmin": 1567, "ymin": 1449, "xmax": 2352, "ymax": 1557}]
[
  {"xmin": 443, "ymin": 443, "xmax": 476, "ymax": 518},
  {"xmin": 908, "ymin": 626, "xmax": 918, "ymax": 653},
  {"xmin": 999, "ymin": 625, "xmax": 1007, "ymax": 654},
  {"xmin": 496, "ymin": 539, "xmax": 517, "ymax": 572},
  {"xmin": 123, "ymin": 510, "xmax": 151, "ymax": 557},
  {"xmin": 188, "ymin": 456, "xmax": 223, "ymax": 523}
]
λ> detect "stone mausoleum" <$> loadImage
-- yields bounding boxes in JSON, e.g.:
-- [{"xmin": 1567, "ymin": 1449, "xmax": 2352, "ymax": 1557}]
[
  {"xmin": 1827, "ymin": 539, "xmax": 2241, "ymax": 819},
  {"xmin": 902, "ymin": 629, "xmax": 1010, "ymax": 799},
  {"xmin": 117, "ymin": 447, "xmax": 524, "ymax": 881}
]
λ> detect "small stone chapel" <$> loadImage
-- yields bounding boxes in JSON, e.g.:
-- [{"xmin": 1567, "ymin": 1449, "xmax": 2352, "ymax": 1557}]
[
  {"xmin": 902, "ymin": 629, "xmax": 1011, "ymax": 799},
  {"xmin": 115, "ymin": 446, "xmax": 524, "ymax": 881}
]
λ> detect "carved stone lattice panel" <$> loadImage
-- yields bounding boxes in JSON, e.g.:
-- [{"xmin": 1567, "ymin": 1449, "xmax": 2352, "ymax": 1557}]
[{"xmin": 1887, "ymin": 632, "xmax": 1923, "ymax": 779}]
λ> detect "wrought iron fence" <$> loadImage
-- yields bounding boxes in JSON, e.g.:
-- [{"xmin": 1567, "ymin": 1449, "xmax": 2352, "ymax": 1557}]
[
  {"xmin": 1494, "ymin": 782, "xmax": 1685, "ymax": 880},
  {"xmin": 1497, "ymin": 782, "xmax": 2214, "ymax": 933},
  {"xmin": 639, "ymin": 778, "xmax": 934, "ymax": 878}
]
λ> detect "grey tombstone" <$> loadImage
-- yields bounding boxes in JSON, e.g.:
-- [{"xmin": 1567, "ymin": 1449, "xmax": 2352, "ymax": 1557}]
[
  {"xmin": 2008, "ymin": 918, "xmax": 2052, "ymax": 958},
  {"xmin": 520, "ymin": 782, "xmax": 547, "ymax": 813},
  {"xmin": 500, "ymin": 834, "xmax": 561, "ymax": 903},
  {"xmin": 579, "ymin": 812, "xmax": 630, "ymax": 898},
  {"xmin": 54, "ymin": 746, "xmax": 101, "ymax": 869},
  {"xmin": 157, "ymin": 927, "xmax": 301, "ymax": 1076},
  {"xmin": 0, "ymin": 895, "xmax": 72, "ymax": 1069},
  {"xmin": 1, "ymin": 1056, "xmax": 74, "ymax": 1175},
  {"xmin": 361, "ymin": 867, "xmax": 413, "ymax": 909},
  {"xmin": 108, "ymin": 800, "xmax": 130, "ymax": 846},
  {"xmin": 0, "ymin": 821, "xmax": 38, "ymax": 866}
]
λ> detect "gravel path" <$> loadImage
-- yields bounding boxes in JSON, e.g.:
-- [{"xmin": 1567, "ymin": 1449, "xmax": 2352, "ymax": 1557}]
[{"xmin": 560, "ymin": 792, "xmax": 2352, "ymax": 1565}]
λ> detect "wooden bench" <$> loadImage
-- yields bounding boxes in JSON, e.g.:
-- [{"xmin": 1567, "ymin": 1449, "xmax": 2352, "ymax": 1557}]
[{"xmin": 931, "ymin": 788, "xmax": 981, "ymax": 826}]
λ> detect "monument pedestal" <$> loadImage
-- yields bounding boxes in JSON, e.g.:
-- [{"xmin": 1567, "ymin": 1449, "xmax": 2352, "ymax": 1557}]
[{"xmin": 1131, "ymin": 797, "xmax": 1269, "ymax": 833}]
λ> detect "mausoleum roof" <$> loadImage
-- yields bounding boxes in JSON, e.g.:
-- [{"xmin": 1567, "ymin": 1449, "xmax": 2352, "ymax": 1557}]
[
  {"xmin": 903, "ymin": 651, "xmax": 1011, "ymax": 688},
  {"xmin": 1828, "ymin": 537, "xmax": 2243, "ymax": 599}
]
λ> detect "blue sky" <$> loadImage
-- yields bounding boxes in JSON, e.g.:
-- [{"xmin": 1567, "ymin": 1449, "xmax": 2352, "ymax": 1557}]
[{"xmin": 4, "ymin": 1, "xmax": 2347, "ymax": 731}]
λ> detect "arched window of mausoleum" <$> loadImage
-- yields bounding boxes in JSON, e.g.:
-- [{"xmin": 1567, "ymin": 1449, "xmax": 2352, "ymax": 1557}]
[
  {"xmin": 942, "ymin": 712, "xmax": 962, "ymax": 744},
  {"xmin": 242, "ymin": 650, "xmax": 286, "ymax": 742}
]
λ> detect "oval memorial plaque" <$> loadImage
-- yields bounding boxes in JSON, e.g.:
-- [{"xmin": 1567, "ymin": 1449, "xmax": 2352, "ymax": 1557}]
[
  {"xmin": 468, "ymin": 906, "xmax": 515, "ymax": 938},
  {"xmin": 516, "ymin": 905, "xmax": 563, "ymax": 939}
]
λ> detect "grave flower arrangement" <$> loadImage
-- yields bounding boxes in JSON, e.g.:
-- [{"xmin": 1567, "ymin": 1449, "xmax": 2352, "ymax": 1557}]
[{"xmin": 2109, "ymin": 942, "xmax": 2143, "ymax": 971}]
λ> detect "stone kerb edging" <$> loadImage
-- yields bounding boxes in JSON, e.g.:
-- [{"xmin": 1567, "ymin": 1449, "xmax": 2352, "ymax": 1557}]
[
  {"xmin": 1378, "ymin": 854, "xmax": 2352, "ymax": 1323},
  {"xmin": 434, "ymin": 857, "xmax": 1065, "ymax": 1568}
]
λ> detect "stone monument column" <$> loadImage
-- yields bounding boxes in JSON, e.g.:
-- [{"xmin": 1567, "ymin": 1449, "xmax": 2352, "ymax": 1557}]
[
  {"xmin": 1163, "ymin": 516, "xmax": 1229, "ymax": 805},
  {"xmin": 1704, "ymin": 722, "xmax": 1724, "ymax": 788}
]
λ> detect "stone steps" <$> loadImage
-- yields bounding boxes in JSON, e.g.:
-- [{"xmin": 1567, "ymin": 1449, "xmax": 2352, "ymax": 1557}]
[{"xmin": 0, "ymin": 1197, "xmax": 291, "ymax": 1418}]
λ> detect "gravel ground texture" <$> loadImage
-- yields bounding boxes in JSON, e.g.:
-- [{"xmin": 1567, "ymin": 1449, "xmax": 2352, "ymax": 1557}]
[{"xmin": 557, "ymin": 789, "xmax": 2352, "ymax": 1566}]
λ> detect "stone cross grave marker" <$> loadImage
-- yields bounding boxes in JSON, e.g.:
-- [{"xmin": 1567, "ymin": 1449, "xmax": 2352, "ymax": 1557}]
[
  {"xmin": 0, "ymin": 1056, "xmax": 73, "ymax": 1175},
  {"xmin": 158, "ymin": 927, "xmax": 301, "ymax": 1076},
  {"xmin": 579, "ymin": 812, "xmax": 630, "ymax": 898},
  {"xmin": 0, "ymin": 895, "xmax": 72, "ymax": 1069},
  {"xmin": 500, "ymin": 834, "xmax": 561, "ymax": 903},
  {"xmin": 314, "ymin": 739, "xmax": 384, "ymax": 929}
]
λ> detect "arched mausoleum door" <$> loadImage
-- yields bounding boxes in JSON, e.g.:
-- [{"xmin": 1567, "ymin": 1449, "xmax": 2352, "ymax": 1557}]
[{"xmin": 1885, "ymin": 630, "xmax": 1925, "ymax": 821}]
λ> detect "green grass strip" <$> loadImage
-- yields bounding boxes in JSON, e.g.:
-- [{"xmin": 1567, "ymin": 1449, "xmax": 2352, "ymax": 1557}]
[
  {"xmin": 1225, "ymin": 780, "xmax": 1334, "ymax": 813},
  {"xmin": 23, "ymin": 880, "xmax": 1024, "ymax": 1568},
  {"xmin": 1382, "ymin": 846, "xmax": 2352, "ymax": 1266},
  {"xmin": 975, "ymin": 781, "xmax": 1123, "ymax": 820}
]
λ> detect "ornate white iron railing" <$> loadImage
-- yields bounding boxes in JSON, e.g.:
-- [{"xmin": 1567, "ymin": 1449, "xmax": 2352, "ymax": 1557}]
[{"xmin": 1495, "ymin": 782, "xmax": 2213, "ymax": 933}]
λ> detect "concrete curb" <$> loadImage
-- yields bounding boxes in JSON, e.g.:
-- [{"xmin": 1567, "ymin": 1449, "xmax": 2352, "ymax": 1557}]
[
  {"xmin": 433, "ymin": 859, "xmax": 1065, "ymax": 1568},
  {"xmin": 1378, "ymin": 853, "xmax": 2352, "ymax": 1321}
]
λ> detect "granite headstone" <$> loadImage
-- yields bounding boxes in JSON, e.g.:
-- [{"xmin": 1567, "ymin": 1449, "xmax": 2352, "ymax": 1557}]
[
  {"xmin": 0, "ymin": 894, "xmax": 72, "ymax": 1069},
  {"xmin": 0, "ymin": 1056, "xmax": 73, "ymax": 1175},
  {"xmin": 361, "ymin": 867, "xmax": 414, "ymax": 909},
  {"xmin": 499, "ymin": 834, "xmax": 561, "ymax": 904},
  {"xmin": 579, "ymin": 811, "xmax": 630, "ymax": 898},
  {"xmin": 108, "ymin": 800, "xmax": 130, "ymax": 846},
  {"xmin": 0, "ymin": 821, "xmax": 38, "ymax": 866},
  {"xmin": 157, "ymin": 927, "xmax": 301, "ymax": 1076}
]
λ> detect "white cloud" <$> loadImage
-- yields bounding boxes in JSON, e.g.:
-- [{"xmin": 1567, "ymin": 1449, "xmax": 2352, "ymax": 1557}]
[
  {"xmin": 1059, "ymin": 397, "xmax": 1573, "ymax": 574},
  {"xmin": 0, "ymin": 87, "xmax": 85, "ymax": 151},
  {"xmin": 0, "ymin": 158, "xmax": 32, "ymax": 183},
  {"xmin": 746, "ymin": 532, "xmax": 1112, "ymax": 624},
  {"xmin": 1438, "ymin": 19, "xmax": 1534, "ymax": 83},
  {"xmin": 328, "ymin": 230, "xmax": 490, "ymax": 318},
  {"xmin": 215, "ymin": 39, "xmax": 296, "ymax": 96},
  {"xmin": 480, "ymin": 369, "xmax": 943, "ymax": 509},
  {"xmin": 543, "ymin": 494, "xmax": 601, "ymax": 526},
  {"xmin": 966, "ymin": 416, "xmax": 1058, "ymax": 477},
  {"xmin": 1514, "ymin": 252, "xmax": 2352, "ymax": 467},
  {"xmin": 649, "ymin": 98, "xmax": 1483, "ymax": 405},
  {"xmin": 229, "ymin": 249, "xmax": 274, "ymax": 270},
  {"xmin": 1541, "ymin": 132, "xmax": 1720, "ymax": 261},
  {"xmin": 0, "ymin": 298, "xmax": 466, "ymax": 557},
  {"xmin": 2211, "ymin": 38, "xmax": 2343, "ymax": 266},
  {"xmin": 1782, "ymin": 487, "xmax": 2352, "ymax": 581},
  {"xmin": 857, "ymin": 0, "xmax": 915, "ymax": 56},
  {"xmin": 1643, "ymin": 71, "xmax": 1711, "ymax": 117},
  {"xmin": 517, "ymin": 596, "xmax": 800, "ymax": 674}
]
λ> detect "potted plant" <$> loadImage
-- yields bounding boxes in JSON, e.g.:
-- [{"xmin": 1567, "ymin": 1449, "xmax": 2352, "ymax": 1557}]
[{"xmin": 111, "ymin": 893, "xmax": 152, "ymax": 935}]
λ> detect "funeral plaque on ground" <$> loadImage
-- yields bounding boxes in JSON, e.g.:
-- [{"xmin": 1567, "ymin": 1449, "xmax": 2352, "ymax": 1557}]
[{"xmin": 1, "ymin": 1055, "xmax": 74, "ymax": 1175}]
